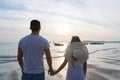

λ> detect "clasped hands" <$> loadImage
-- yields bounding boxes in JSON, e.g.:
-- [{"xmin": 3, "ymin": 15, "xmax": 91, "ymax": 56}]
[{"xmin": 48, "ymin": 68, "xmax": 57, "ymax": 76}]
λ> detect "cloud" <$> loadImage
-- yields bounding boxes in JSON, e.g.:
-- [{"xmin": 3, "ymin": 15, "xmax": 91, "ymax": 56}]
[
  {"xmin": 80, "ymin": 0, "xmax": 120, "ymax": 28},
  {"xmin": 0, "ymin": 0, "xmax": 119, "ymax": 29},
  {"xmin": 0, "ymin": 0, "xmax": 120, "ymax": 41}
]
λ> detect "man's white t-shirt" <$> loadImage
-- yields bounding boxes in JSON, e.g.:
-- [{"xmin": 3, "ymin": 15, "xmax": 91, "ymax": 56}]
[{"xmin": 18, "ymin": 34, "xmax": 50, "ymax": 74}]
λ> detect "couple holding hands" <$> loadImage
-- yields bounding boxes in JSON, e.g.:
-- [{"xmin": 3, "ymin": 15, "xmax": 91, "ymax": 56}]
[{"xmin": 17, "ymin": 20, "xmax": 89, "ymax": 80}]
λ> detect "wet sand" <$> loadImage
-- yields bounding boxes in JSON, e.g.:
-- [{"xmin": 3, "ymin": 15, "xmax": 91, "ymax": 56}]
[
  {"xmin": 87, "ymin": 64, "xmax": 120, "ymax": 80},
  {"xmin": 0, "ymin": 60, "xmax": 120, "ymax": 80},
  {"xmin": 0, "ymin": 62, "xmax": 55, "ymax": 80}
]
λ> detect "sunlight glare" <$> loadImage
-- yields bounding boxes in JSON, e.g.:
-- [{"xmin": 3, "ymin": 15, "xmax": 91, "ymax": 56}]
[{"xmin": 56, "ymin": 24, "xmax": 71, "ymax": 35}]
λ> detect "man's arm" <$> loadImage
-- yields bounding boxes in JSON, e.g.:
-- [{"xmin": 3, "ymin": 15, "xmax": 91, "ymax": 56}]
[
  {"xmin": 44, "ymin": 48, "xmax": 53, "ymax": 75},
  {"xmin": 83, "ymin": 62, "xmax": 87, "ymax": 76},
  {"xmin": 17, "ymin": 48, "xmax": 23, "ymax": 71}
]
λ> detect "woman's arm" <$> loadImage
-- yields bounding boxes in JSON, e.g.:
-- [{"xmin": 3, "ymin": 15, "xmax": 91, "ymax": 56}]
[
  {"xmin": 52, "ymin": 58, "xmax": 67, "ymax": 75},
  {"xmin": 83, "ymin": 61, "xmax": 87, "ymax": 76}
]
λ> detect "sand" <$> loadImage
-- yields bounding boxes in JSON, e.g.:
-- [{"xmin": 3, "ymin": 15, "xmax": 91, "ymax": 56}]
[
  {"xmin": 0, "ymin": 61, "xmax": 120, "ymax": 80},
  {"xmin": 0, "ymin": 62, "xmax": 56, "ymax": 80}
]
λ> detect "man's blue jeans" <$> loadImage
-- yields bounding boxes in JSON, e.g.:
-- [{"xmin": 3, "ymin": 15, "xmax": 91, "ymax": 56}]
[{"xmin": 22, "ymin": 72, "xmax": 45, "ymax": 80}]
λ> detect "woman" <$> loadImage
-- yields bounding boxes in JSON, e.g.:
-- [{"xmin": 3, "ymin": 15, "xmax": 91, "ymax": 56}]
[{"xmin": 52, "ymin": 36, "xmax": 89, "ymax": 80}]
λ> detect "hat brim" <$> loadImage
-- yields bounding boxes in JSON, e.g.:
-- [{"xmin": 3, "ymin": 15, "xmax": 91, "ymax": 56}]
[{"xmin": 65, "ymin": 42, "xmax": 89, "ymax": 64}]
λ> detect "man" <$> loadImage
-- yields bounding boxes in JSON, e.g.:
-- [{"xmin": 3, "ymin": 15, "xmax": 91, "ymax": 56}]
[{"xmin": 17, "ymin": 20, "xmax": 53, "ymax": 80}]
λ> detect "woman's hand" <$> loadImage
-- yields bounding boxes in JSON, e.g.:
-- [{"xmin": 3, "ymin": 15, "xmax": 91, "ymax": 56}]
[{"xmin": 51, "ymin": 70, "xmax": 58, "ymax": 76}]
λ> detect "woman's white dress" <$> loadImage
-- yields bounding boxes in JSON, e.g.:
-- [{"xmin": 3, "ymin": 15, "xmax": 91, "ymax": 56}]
[
  {"xmin": 65, "ymin": 42, "xmax": 88, "ymax": 80},
  {"xmin": 66, "ymin": 63, "xmax": 85, "ymax": 80}
]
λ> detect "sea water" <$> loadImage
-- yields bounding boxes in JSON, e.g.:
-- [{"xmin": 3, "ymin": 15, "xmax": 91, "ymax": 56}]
[{"xmin": 0, "ymin": 42, "xmax": 120, "ymax": 80}]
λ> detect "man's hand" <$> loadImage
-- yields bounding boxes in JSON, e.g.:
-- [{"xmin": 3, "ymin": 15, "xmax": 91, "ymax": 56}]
[{"xmin": 48, "ymin": 68, "xmax": 54, "ymax": 76}]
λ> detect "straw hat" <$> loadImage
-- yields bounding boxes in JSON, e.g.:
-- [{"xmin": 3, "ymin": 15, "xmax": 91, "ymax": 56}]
[{"xmin": 65, "ymin": 42, "xmax": 89, "ymax": 64}]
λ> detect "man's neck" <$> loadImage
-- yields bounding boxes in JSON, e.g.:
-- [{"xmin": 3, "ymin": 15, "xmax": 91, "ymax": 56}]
[{"xmin": 31, "ymin": 31, "xmax": 39, "ymax": 35}]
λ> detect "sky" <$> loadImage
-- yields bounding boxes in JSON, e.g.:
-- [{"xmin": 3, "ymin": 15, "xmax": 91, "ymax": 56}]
[{"xmin": 0, "ymin": 0, "xmax": 120, "ymax": 42}]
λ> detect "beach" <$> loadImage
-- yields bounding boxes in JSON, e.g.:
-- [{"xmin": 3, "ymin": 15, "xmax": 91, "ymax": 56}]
[
  {"xmin": 0, "ymin": 62, "xmax": 56, "ymax": 80},
  {"xmin": 0, "ymin": 42, "xmax": 120, "ymax": 80}
]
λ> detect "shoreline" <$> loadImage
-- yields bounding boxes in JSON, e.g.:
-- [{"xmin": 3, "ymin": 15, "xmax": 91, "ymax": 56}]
[
  {"xmin": 0, "ymin": 62, "xmax": 56, "ymax": 80},
  {"xmin": 0, "ymin": 61, "xmax": 120, "ymax": 80}
]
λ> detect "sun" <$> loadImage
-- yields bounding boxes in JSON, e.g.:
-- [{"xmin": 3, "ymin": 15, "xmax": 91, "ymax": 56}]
[{"xmin": 56, "ymin": 24, "xmax": 71, "ymax": 35}]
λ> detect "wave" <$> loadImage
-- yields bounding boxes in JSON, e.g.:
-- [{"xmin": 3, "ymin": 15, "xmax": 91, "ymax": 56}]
[
  {"xmin": 0, "ymin": 56, "xmax": 17, "ymax": 64},
  {"xmin": 0, "ymin": 55, "xmax": 16, "ymax": 58},
  {"xmin": 89, "ymin": 48, "xmax": 116, "ymax": 54},
  {"xmin": 0, "ymin": 47, "xmax": 117, "ymax": 64}
]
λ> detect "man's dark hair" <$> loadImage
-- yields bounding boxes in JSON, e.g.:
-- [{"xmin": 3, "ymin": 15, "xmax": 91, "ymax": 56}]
[
  {"xmin": 71, "ymin": 36, "xmax": 81, "ymax": 43},
  {"xmin": 30, "ymin": 20, "xmax": 41, "ymax": 31}
]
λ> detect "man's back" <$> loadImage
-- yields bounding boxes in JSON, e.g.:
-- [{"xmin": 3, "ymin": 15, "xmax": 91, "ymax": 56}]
[
  {"xmin": 18, "ymin": 20, "xmax": 53, "ymax": 80},
  {"xmin": 19, "ymin": 34, "xmax": 50, "ymax": 73}
]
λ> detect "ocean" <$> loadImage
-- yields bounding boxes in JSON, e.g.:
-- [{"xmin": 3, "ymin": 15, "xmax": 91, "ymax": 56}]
[{"xmin": 0, "ymin": 42, "xmax": 120, "ymax": 80}]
